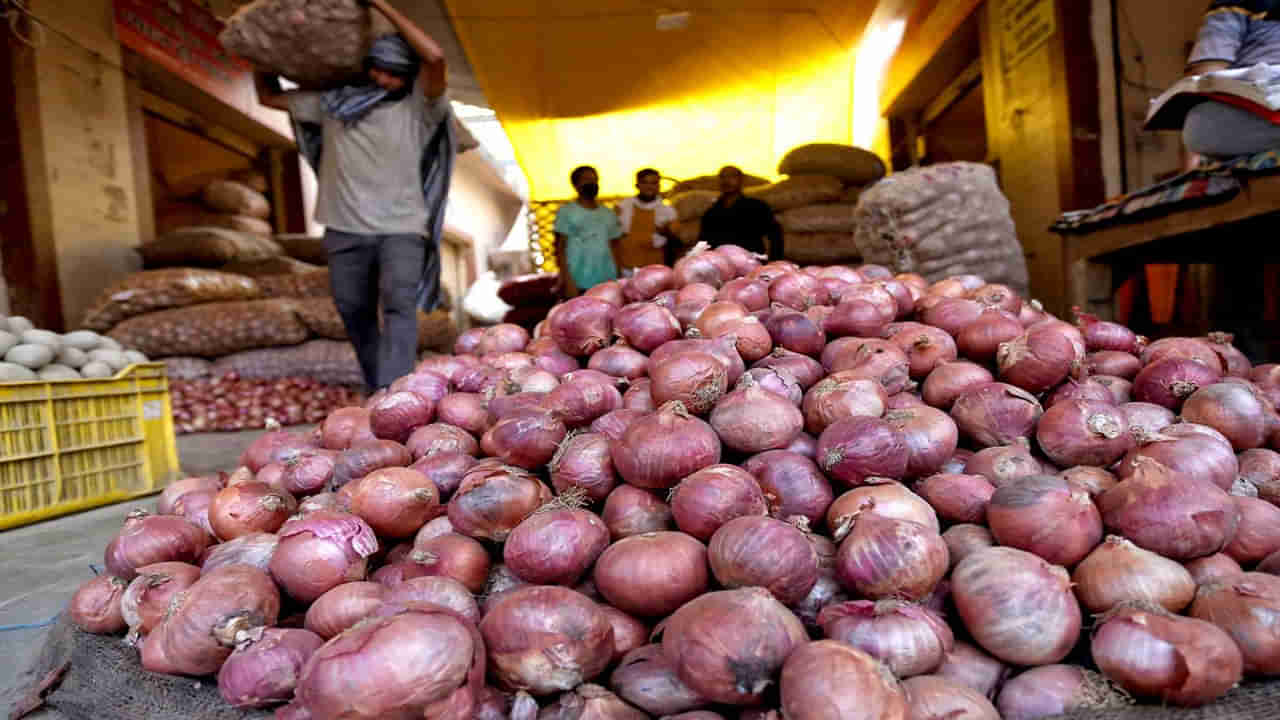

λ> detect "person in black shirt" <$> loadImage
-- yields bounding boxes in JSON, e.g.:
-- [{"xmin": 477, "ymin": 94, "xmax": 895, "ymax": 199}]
[{"xmin": 698, "ymin": 166, "xmax": 784, "ymax": 260}]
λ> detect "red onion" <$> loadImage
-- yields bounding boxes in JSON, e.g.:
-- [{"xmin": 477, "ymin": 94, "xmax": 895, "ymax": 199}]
[
  {"xmin": 1120, "ymin": 401, "xmax": 1175, "ymax": 436},
  {"xmin": 695, "ymin": 301, "xmax": 748, "ymax": 338},
  {"xmin": 950, "ymin": 382, "xmax": 1044, "ymax": 448},
  {"xmin": 1092, "ymin": 604, "xmax": 1242, "ymax": 706},
  {"xmin": 717, "ymin": 278, "xmax": 771, "ymax": 311},
  {"xmin": 413, "ymin": 515, "xmax": 456, "ymax": 544},
  {"xmin": 816, "ymin": 416, "xmax": 908, "ymax": 487},
  {"xmin": 615, "ymin": 302, "xmax": 682, "ymax": 353},
  {"xmin": 551, "ymin": 297, "xmax": 616, "ymax": 356},
  {"xmin": 454, "ymin": 364, "xmax": 502, "ymax": 394},
  {"xmin": 287, "ymin": 604, "xmax": 484, "ymax": 720},
  {"xmin": 217, "ymin": 627, "xmax": 323, "ymax": 708},
  {"xmin": 1185, "ymin": 553, "xmax": 1244, "ymax": 585},
  {"xmin": 241, "ymin": 426, "xmax": 317, "ymax": 473},
  {"xmin": 333, "ymin": 439, "xmax": 411, "ymax": 488},
  {"xmin": 825, "ymin": 297, "xmax": 892, "ymax": 338},
  {"xmin": 1093, "ymin": 375, "xmax": 1133, "ymax": 404},
  {"xmin": 963, "ymin": 442, "xmax": 1041, "ymax": 488},
  {"xmin": 786, "ymin": 431, "xmax": 819, "ymax": 458},
  {"xmin": 822, "ymin": 338, "xmax": 912, "ymax": 395},
  {"xmin": 610, "ymin": 644, "xmax": 708, "ymax": 716},
  {"xmin": 675, "ymin": 300, "xmax": 711, "ymax": 329},
  {"xmin": 671, "ymin": 464, "xmax": 768, "ymax": 541},
  {"xmin": 298, "ymin": 492, "xmax": 343, "ymax": 515},
  {"xmin": 884, "ymin": 407, "xmax": 958, "ymax": 479},
  {"xmin": 1133, "ymin": 357, "xmax": 1223, "ymax": 410},
  {"xmin": 956, "ymin": 310, "xmax": 1022, "ymax": 363},
  {"xmin": 1034, "ymin": 399, "xmax": 1132, "ymax": 468},
  {"xmin": 650, "ymin": 352, "xmax": 729, "ymax": 415},
  {"xmin": 597, "ymin": 606, "xmax": 648, "ymax": 665},
  {"xmin": 942, "ymin": 449, "xmax": 973, "ymax": 474},
  {"xmin": 487, "ymin": 391, "xmax": 548, "ymax": 421},
  {"xmin": 548, "ymin": 432, "xmax": 617, "ymax": 502},
  {"xmin": 779, "ymin": 639, "xmax": 907, "ymax": 720},
  {"xmin": 612, "ymin": 401, "xmax": 721, "ymax": 490},
  {"xmin": 1044, "ymin": 377, "xmax": 1114, "ymax": 409},
  {"xmin": 1182, "ymin": 382, "xmax": 1270, "ymax": 450},
  {"xmin": 1225, "ymin": 495, "xmax": 1280, "ymax": 564},
  {"xmin": 841, "ymin": 282, "xmax": 899, "ymax": 319},
  {"xmin": 819, "ymin": 600, "xmax": 953, "ymax": 678},
  {"xmin": 104, "ymin": 509, "xmax": 210, "ymax": 580},
  {"xmin": 952, "ymin": 547, "xmax": 1082, "ymax": 666},
  {"xmin": 588, "ymin": 343, "xmax": 649, "ymax": 380},
  {"xmin": 890, "ymin": 325, "xmax": 957, "ymax": 380},
  {"xmin": 711, "ymin": 316, "xmax": 771, "ymax": 365},
  {"xmin": 1073, "ymin": 535, "xmax": 1196, "ymax": 614},
  {"xmin": 1100, "ymin": 457, "xmax": 1238, "ymax": 560},
  {"xmin": 454, "ymin": 328, "xmax": 484, "ymax": 354},
  {"xmin": 546, "ymin": 380, "xmax": 623, "ymax": 428},
  {"xmin": 742, "ymin": 367, "xmax": 803, "ymax": 407},
  {"xmin": 1118, "ymin": 427, "xmax": 1239, "ymax": 491},
  {"xmin": 409, "ymin": 451, "xmax": 476, "ymax": 500},
  {"xmin": 922, "ymin": 297, "xmax": 985, "ymax": 337},
  {"xmin": 903, "ymin": 675, "xmax": 1001, "ymax": 720},
  {"xmin": 835, "ymin": 513, "xmax": 947, "ymax": 601},
  {"xmin": 742, "ymin": 450, "xmax": 834, "ymax": 525},
  {"xmin": 997, "ymin": 324, "xmax": 1079, "ymax": 393},
  {"xmin": 270, "ymin": 511, "xmax": 378, "ymax": 603},
  {"xmin": 674, "ymin": 252, "xmax": 727, "ymax": 288},
  {"xmin": 662, "ymin": 588, "xmax": 807, "ymax": 705},
  {"xmin": 709, "ymin": 516, "xmax": 818, "ymax": 604},
  {"xmin": 409, "ymin": 532, "xmax": 491, "ymax": 593},
  {"xmin": 770, "ymin": 272, "xmax": 828, "ymax": 310},
  {"xmin": 157, "ymin": 475, "xmax": 224, "ymax": 515},
  {"xmin": 717, "ymin": 245, "xmax": 763, "ymax": 277},
  {"xmin": 447, "ymin": 463, "xmax": 551, "ymax": 542},
  {"xmin": 481, "ymin": 586, "xmax": 614, "ymax": 694},
  {"xmin": 1055, "ymin": 467, "xmax": 1116, "ymax": 498},
  {"xmin": 1087, "ymin": 350, "xmax": 1142, "ymax": 379},
  {"xmin": 602, "ymin": 486, "xmax": 673, "ymax": 540},
  {"xmin": 996, "ymin": 665, "xmax": 1131, "ymax": 720},
  {"xmin": 915, "ymin": 473, "xmax": 995, "ymax": 524},
  {"xmin": 436, "ymin": 393, "xmax": 490, "ymax": 436},
  {"xmin": 810, "ymin": 374, "xmax": 887, "ymax": 430},
  {"xmin": 141, "ymin": 565, "xmax": 281, "ymax": 677},
  {"xmin": 304, "ymin": 581, "xmax": 386, "ymax": 639},
  {"xmin": 968, "ymin": 282, "xmax": 1020, "ymax": 313},
  {"xmin": 937, "ymin": 641, "xmax": 1009, "ymax": 700},
  {"xmin": 504, "ymin": 506, "xmax": 610, "ymax": 585},
  {"xmin": 385, "ymin": 576, "xmax": 480, "ymax": 626},
  {"xmin": 1142, "ymin": 336, "xmax": 1223, "ymax": 370},
  {"xmin": 711, "ymin": 375, "xmax": 803, "ymax": 453},
  {"xmin": 586, "ymin": 279, "xmax": 627, "ymax": 306},
  {"xmin": 626, "ymin": 265, "xmax": 677, "ymax": 302},
  {"xmin": 481, "ymin": 408, "xmax": 567, "ymax": 470},
  {"xmin": 943, "ymin": 524, "xmax": 995, "ymax": 570},
  {"xmin": 200, "ymin": 533, "xmax": 278, "ymax": 575},
  {"xmin": 69, "ymin": 574, "xmax": 128, "ymax": 634},
  {"xmin": 1191, "ymin": 572, "xmax": 1280, "ymax": 674},
  {"xmin": 538, "ymin": 684, "xmax": 646, "ymax": 720},
  {"xmin": 122, "ymin": 563, "xmax": 202, "ymax": 635},
  {"xmin": 477, "ymin": 324, "xmax": 531, "ymax": 356},
  {"xmin": 594, "ymin": 531, "xmax": 708, "ymax": 617},
  {"xmin": 877, "ymin": 279, "xmax": 916, "ymax": 319},
  {"xmin": 531, "ymin": 345, "xmax": 580, "ymax": 376},
  {"xmin": 208, "ymin": 482, "xmax": 295, "ymax": 541},
  {"xmin": 827, "ymin": 481, "xmax": 940, "ymax": 535},
  {"xmin": 753, "ymin": 348, "xmax": 824, "ymax": 389},
  {"xmin": 752, "ymin": 261, "xmax": 799, "ymax": 282},
  {"xmin": 591, "ymin": 409, "xmax": 646, "ymax": 443},
  {"xmin": 281, "ymin": 452, "xmax": 336, "ymax": 496},
  {"xmin": 764, "ymin": 307, "xmax": 826, "ymax": 357},
  {"xmin": 921, "ymin": 362, "xmax": 993, "ymax": 410},
  {"xmin": 341, "ymin": 467, "xmax": 440, "ymax": 539},
  {"xmin": 622, "ymin": 379, "xmax": 655, "ymax": 412},
  {"xmin": 987, "ymin": 474, "xmax": 1101, "ymax": 566},
  {"xmin": 1241, "ymin": 448, "xmax": 1280, "ymax": 504},
  {"xmin": 170, "ymin": 488, "xmax": 217, "ymax": 536},
  {"xmin": 1075, "ymin": 311, "xmax": 1138, "ymax": 353}
]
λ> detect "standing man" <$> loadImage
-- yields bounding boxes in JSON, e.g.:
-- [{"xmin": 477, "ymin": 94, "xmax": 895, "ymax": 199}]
[
  {"xmin": 615, "ymin": 168, "xmax": 678, "ymax": 274},
  {"xmin": 254, "ymin": 0, "xmax": 457, "ymax": 392},
  {"xmin": 554, "ymin": 166, "xmax": 622, "ymax": 296},
  {"xmin": 699, "ymin": 165, "xmax": 784, "ymax": 261}
]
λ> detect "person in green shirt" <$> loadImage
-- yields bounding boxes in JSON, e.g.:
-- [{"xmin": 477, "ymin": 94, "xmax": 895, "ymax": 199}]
[{"xmin": 554, "ymin": 166, "xmax": 622, "ymax": 296}]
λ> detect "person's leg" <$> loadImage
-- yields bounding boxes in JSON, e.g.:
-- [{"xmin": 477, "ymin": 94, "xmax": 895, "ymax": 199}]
[
  {"xmin": 375, "ymin": 234, "xmax": 427, "ymax": 388},
  {"xmin": 325, "ymin": 229, "xmax": 381, "ymax": 391},
  {"xmin": 1183, "ymin": 101, "xmax": 1280, "ymax": 158}
]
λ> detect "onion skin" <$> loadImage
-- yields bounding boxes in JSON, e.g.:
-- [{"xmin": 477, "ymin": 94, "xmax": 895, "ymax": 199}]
[
  {"xmin": 609, "ymin": 644, "xmax": 708, "ymax": 716},
  {"xmin": 594, "ymin": 531, "xmax": 709, "ymax": 617},
  {"xmin": 1134, "ymin": 357, "xmax": 1223, "ymax": 410},
  {"xmin": 1072, "ymin": 536, "xmax": 1196, "ymax": 614},
  {"xmin": 915, "ymin": 473, "xmax": 995, "ymax": 524},
  {"xmin": 744, "ymin": 367, "xmax": 804, "ymax": 407},
  {"xmin": 270, "ymin": 511, "xmax": 378, "ymax": 603},
  {"xmin": 69, "ymin": 575, "xmax": 128, "ymax": 634},
  {"xmin": 448, "ymin": 464, "xmax": 552, "ymax": 543},
  {"xmin": 1224, "ymin": 496, "xmax": 1280, "ymax": 565},
  {"xmin": 822, "ymin": 338, "xmax": 912, "ymax": 395},
  {"xmin": 651, "ymin": 352, "xmax": 729, "ymax": 415},
  {"xmin": 1092, "ymin": 604, "xmax": 1242, "ymax": 707},
  {"xmin": 1191, "ymin": 573, "xmax": 1280, "ymax": 675},
  {"xmin": 997, "ymin": 665, "xmax": 1130, "ymax": 720},
  {"xmin": 951, "ymin": 383, "xmax": 1044, "ymax": 448},
  {"xmin": 1118, "ymin": 428, "xmax": 1239, "ymax": 492},
  {"xmin": 1120, "ymin": 402, "xmax": 1176, "ymax": 436},
  {"xmin": 662, "ymin": 588, "xmax": 808, "ymax": 706},
  {"xmin": 779, "ymin": 640, "xmax": 907, "ymax": 720},
  {"xmin": 1240, "ymin": 448, "xmax": 1280, "ymax": 505},
  {"xmin": 709, "ymin": 516, "xmax": 819, "ymax": 604},
  {"xmin": 539, "ymin": 684, "xmax": 647, "ymax": 720},
  {"xmin": 504, "ymin": 508, "xmax": 610, "ymax": 586},
  {"xmin": 902, "ymin": 675, "xmax": 1001, "ymax": 720},
  {"xmin": 104, "ymin": 510, "xmax": 210, "ymax": 581},
  {"xmin": 952, "ymin": 547, "xmax": 1082, "ymax": 666},
  {"xmin": 551, "ymin": 297, "xmax": 616, "ymax": 356},
  {"xmin": 987, "ymin": 475, "xmax": 1102, "ymax": 567},
  {"xmin": 817, "ymin": 416, "xmax": 909, "ymax": 487},
  {"xmin": 943, "ymin": 524, "xmax": 995, "ymax": 571},
  {"xmin": 1182, "ymin": 382, "xmax": 1270, "ymax": 451},
  {"xmin": 671, "ymin": 464, "xmax": 769, "ymax": 541},
  {"xmin": 549, "ymin": 432, "xmax": 617, "ymax": 502},
  {"xmin": 480, "ymin": 586, "xmax": 615, "ymax": 695},
  {"xmin": 157, "ymin": 475, "xmax": 224, "ymax": 515},
  {"xmin": 819, "ymin": 600, "xmax": 953, "ymax": 679},
  {"xmin": 710, "ymin": 377, "xmax": 803, "ymax": 453},
  {"xmin": 835, "ymin": 513, "xmax": 947, "ymax": 601},
  {"xmin": 121, "ymin": 561, "xmax": 202, "ymax": 634},
  {"xmin": 741, "ymin": 450, "xmax": 833, "ymax": 526},
  {"xmin": 1100, "ymin": 457, "xmax": 1239, "ymax": 561},
  {"xmin": 612, "ymin": 402, "xmax": 722, "ymax": 490},
  {"xmin": 921, "ymin": 361, "xmax": 993, "ymax": 411},
  {"xmin": 937, "ymin": 641, "xmax": 1009, "ymax": 700},
  {"xmin": 304, "ymin": 581, "xmax": 386, "ymax": 639},
  {"xmin": 217, "ymin": 628, "xmax": 324, "ymax": 708},
  {"xmin": 753, "ymin": 348, "xmax": 825, "ymax": 389}
]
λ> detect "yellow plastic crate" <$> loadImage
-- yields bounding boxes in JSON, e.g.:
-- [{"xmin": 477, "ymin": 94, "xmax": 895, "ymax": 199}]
[{"xmin": 0, "ymin": 363, "xmax": 181, "ymax": 530}]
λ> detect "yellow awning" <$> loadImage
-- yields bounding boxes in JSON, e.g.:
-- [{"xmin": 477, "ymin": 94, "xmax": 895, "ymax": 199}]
[{"xmin": 444, "ymin": 2, "xmax": 875, "ymax": 201}]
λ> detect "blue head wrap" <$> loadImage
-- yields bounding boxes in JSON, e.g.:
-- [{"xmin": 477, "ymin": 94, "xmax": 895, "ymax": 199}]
[{"xmin": 323, "ymin": 35, "xmax": 421, "ymax": 126}]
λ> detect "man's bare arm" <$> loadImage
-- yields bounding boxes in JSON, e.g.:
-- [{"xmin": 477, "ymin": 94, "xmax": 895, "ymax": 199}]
[{"xmin": 366, "ymin": 0, "xmax": 448, "ymax": 98}]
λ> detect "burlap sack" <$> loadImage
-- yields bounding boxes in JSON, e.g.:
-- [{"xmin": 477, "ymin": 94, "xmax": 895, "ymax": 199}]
[
  {"xmin": 854, "ymin": 162, "xmax": 1029, "ymax": 296},
  {"xmin": 219, "ymin": 0, "xmax": 394, "ymax": 88},
  {"xmin": 275, "ymin": 234, "xmax": 329, "ymax": 265},
  {"xmin": 256, "ymin": 270, "xmax": 332, "ymax": 299},
  {"xmin": 202, "ymin": 180, "xmax": 271, "ymax": 219},
  {"xmin": 841, "ymin": 185, "xmax": 866, "ymax": 205},
  {"xmin": 295, "ymin": 297, "xmax": 456, "ymax": 351},
  {"xmin": 139, "ymin": 228, "xmax": 283, "ymax": 269},
  {"xmin": 779, "ymin": 204, "xmax": 858, "ymax": 234},
  {"xmin": 221, "ymin": 257, "xmax": 323, "ymax": 276},
  {"xmin": 746, "ymin": 175, "xmax": 844, "ymax": 212},
  {"xmin": 669, "ymin": 190, "xmax": 720, "ymax": 222},
  {"xmin": 162, "ymin": 356, "xmax": 214, "ymax": 380},
  {"xmin": 668, "ymin": 173, "xmax": 769, "ymax": 195},
  {"xmin": 212, "ymin": 339, "xmax": 364, "ymax": 385},
  {"xmin": 156, "ymin": 204, "xmax": 273, "ymax": 237},
  {"xmin": 82, "ymin": 269, "xmax": 263, "ymax": 332},
  {"xmin": 108, "ymin": 299, "xmax": 308, "ymax": 358},
  {"xmin": 778, "ymin": 143, "xmax": 886, "ymax": 185},
  {"xmin": 418, "ymin": 308, "xmax": 457, "ymax": 352},
  {"xmin": 784, "ymin": 232, "xmax": 862, "ymax": 265}
]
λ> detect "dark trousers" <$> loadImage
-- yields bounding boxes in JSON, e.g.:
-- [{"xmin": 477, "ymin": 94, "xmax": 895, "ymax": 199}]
[{"xmin": 325, "ymin": 229, "xmax": 425, "ymax": 391}]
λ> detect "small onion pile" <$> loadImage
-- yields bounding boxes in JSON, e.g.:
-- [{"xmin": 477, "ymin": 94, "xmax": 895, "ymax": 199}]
[
  {"xmin": 171, "ymin": 374, "xmax": 361, "ymax": 434},
  {"xmin": 65, "ymin": 257, "xmax": 1280, "ymax": 717}
]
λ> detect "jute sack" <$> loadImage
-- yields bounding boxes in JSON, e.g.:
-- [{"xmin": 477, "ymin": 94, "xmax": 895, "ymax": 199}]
[
  {"xmin": 778, "ymin": 143, "xmax": 886, "ymax": 186},
  {"xmin": 275, "ymin": 234, "xmax": 329, "ymax": 265},
  {"xmin": 81, "ymin": 269, "xmax": 262, "ymax": 332},
  {"xmin": 221, "ymin": 257, "xmax": 322, "ymax": 276},
  {"xmin": 669, "ymin": 190, "xmax": 720, "ymax": 222},
  {"xmin": 202, "ymin": 180, "xmax": 270, "ymax": 219},
  {"xmin": 784, "ymin": 232, "xmax": 862, "ymax": 265},
  {"xmin": 256, "ymin": 270, "xmax": 332, "ymax": 299},
  {"xmin": 139, "ymin": 228, "xmax": 283, "ymax": 268},
  {"xmin": 746, "ymin": 175, "xmax": 844, "ymax": 212},
  {"xmin": 212, "ymin": 339, "xmax": 364, "ymax": 386},
  {"xmin": 162, "ymin": 356, "xmax": 214, "ymax": 380},
  {"xmin": 779, "ymin": 204, "xmax": 858, "ymax": 234},
  {"xmin": 156, "ymin": 204, "xmax": 273, "ymax": 237},
  {"xmin": 107, "ymin": 299, "xmax": 309, "ymax": 358},
  {"xmin": 219, "ymin": 0, "xmax": 394, "ymax": 88},
  {"xmin": 854, "ymin": 162, "xmax": 1029, "ymax": 295},
  {"xmin": 668, "ymin": 173, "xmax": 769, "ymax": 195}
]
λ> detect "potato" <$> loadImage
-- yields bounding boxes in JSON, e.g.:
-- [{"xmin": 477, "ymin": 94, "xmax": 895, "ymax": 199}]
[
  {"xmin": 98, "ymin": 336, "xmax": 124, "ymax": 352},
  {"xmin": 87, "ymin": 349, "xmax": 127, "ymax": 372},
  {"xmin": 56, "ymin": 346, "xmax": 89, "ymax": 369},
  {"xmin": 6, "ymin": 316, "xmax": 34, "ymax": 334},
  {"xmin": 21, "ymin": 329, "xmax": 62, "ymax": 352},
  {"xmin": 123, "ymin": 350, "xmax": 149, "ymax": 365},
  {"xmin": 0, "ymin": 362, "xmax": 38, "ymax": 382},
  {"xmin": 62, "ymin": 330, "xmax": 103, "ymax": 352},
  {"xmin": 6, "ymin": 344, "xmax": 54, "ymax": 370},
  {"xmin": 0, "ymin": 330, "xmax": 18, "ymax": 356},
  {"xmin": 38, "ymin": 365, "xmax": 81, "ymax": 381},
  {"xmin": 79, "ymin": 361, "xmax": 114, "ymax": 379}
]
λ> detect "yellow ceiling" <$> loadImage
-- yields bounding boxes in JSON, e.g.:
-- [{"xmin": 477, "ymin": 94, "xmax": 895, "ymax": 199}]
[{"xmin": 444, "ymin": 1, "xmax": 876, "ymax": 200}]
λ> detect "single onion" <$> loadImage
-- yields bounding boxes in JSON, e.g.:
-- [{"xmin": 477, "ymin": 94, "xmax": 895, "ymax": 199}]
[
  {"xmin": 546, "ymin": 380, "xmax": 623, "ymax": 427},
  {"xmin": 718, "ymin": 245, "xmax": 764, "ymax": 278},
  {"xmin": 650, "ymin": 352, "xmax": 728, "ymax": 415},
  {"xmin": 822, "ymin": 338, "xmax": 912, "ymax": 395},
  {"xmin": 1120, "ymin": 401, "xmax": 1175, "ymax": 436},
  {"xmin": 369, "ymin": 391, "xmax": 436, "ymax": 444},
  {"xmin": 622, "ymin": 379, "xmax": 655, "ymax": 412},
  {"xmin": 951, "ymin": 383, "xmax": 1044, "ymax": 448},
  {"xmin": 589, "ymin": 343, "xmax": 649, "ymax": 380},
  {"xmin": 341, "ymin": 467, "xmax": 440, "ymax": 539},
  {"xmin": 921, "ymin": 362, "xmax": 993, "ymax": 410},
  {"xmin": 835, "ymin": 513, "xmax": 947, "ymax": 601},
  {"xmin": 304, "ymin": 581, "xmax": 386, "ymax": 639},
  {"xmin": 826, "ymin": 481, "xmax": 939, "ymax": 535},
  {"xmin": 448, "ymin": 463, "xmax": 552, "ymax": 542},
  {"xmin": 818, "ymin": 600, "xmax": 953, "ymax": 678},
  {"xmin": 481, "ymin": 586, "xmax": 615, "ymax": 695},
  {"xmin": 1093, "ymin": 375, "xmax": 1133, "ymax": 404},
  {"xmin": 957, "ymin": 310, "xmax": 1023, "ymax": 363},
  {"xmin": 674, "ymin": 252, "xmax": 727, "ymax": 288},
  {"xmin": 671, "ymin": 464, "xmax": 768, "ymax": 541},
  {"xmin": 504, "ymin": 506, "xmax": 610, "ymax": 585},
  {"xmin": 1224, "ymin": 496, "xmax": 1280, "ymax": 565},
  {"xmin": 1035, "ymin": 400, "xmax": 1132, "ymax": 468},
  {"xmin": 436, "ymin": 393, "xmax": 490, "ymax": 436},
  {"xmin": 531, "ymin": 344, "xmax": 579, "ymax": 376},
  {"xmin": 754, "ymin": 347, "xmax": 825, "ymax": 389},
  {"xmin": 551, "ymin": 297, "xmax": 616, "ymax": 356},
  {"xmin": 903, "ymin": 674, "xmax": 1001, "ymax": 720},
  {"xmin": 890, "ymin": 325, "xmax": 957, "ymax": 380},
  {"xmin": 1142, "ymin": 336, "xmax": 1223, "ymax": 370},
  {"xmin": 157, "ymin": 475, "xmax": 224, "ymax": 515},
  {"xmin": 333, "ymin": 439, "xmax": 412, "ymax": 488},
  {"xmin": 201, "ymin": 532, "xmax": 278, "ymax": 574},
  {"xmin": 1117, "ymin": 427, "xmax": 1238, "ymax": 491},
  {"xmin": 709, "ymin": 516, "xmax": 818, "ymax": 604},
  {"xmin": 996, "ymin": 665, "xmax": 1131, "ymax": 720},
  {"xmin": 481, "ymin": 408, "xmax": 567, "ymax": 470},
  {"xmin": 987, "ymin": 475, "xmax": 1101, "ymax": 567},
  {"xmin": 952, "ymin": 547, "xmax": 1081, "ymax": 666},
  {"xmin": 1201, "ymin": 332, "xmax": 1250, "ymax": 377},
  {"xmin": 743, "ymin": 367, "xmax": 803, "ymax": 407},
  {"xmin": 943, "ymin": 525, "xmax": 995, "ymax": 570},
  {"xmin": 406, "ymin": 423, "xmax": 479, "ymax": 459},
  {"xmin": 1072, "ymin": 536, "xmax": 1196, "ymax": 613},
  {"xmin": 1088, "ymin": 350, "xmax": 1142, "ymax": 379},
  {"xmin": 937, "ymin": 641, "xmax": 1009, "ymax": 700},
  {"xmin": 711, "ymin": 375, "xmax": 803, "ymax": 453},
  {"xmin": 1240, "ymin": 448, "xmax": 1280, "ymax": 505},
  {"xmin": 963, "ymin": 442, "xmax": 1043, "ymax": 488},
  {"xmin": 769, "ymin": 272, "xmax": 828, "ymax": 310},
  {"xmin": 816, "ymin": 416, "xmax": 908, "ymax": 487},
  {"xmin": 268, "ymin": 509, "xmax": 375, "ymax": 606},
  {"xmin": 217, "ymin": 627, "xmax": 324, "ymax": 708},
  {"xmin": 1182, "ymin": 382, "xmax": 1270, "ymax": 451},
  {"xmin": 385, "ymin": 576, "xmax": 480, "ymax": 626},
  {"xmin": 742, "ymin": 450, "xmax": 834, "ymax": 526},
  {"xmin": 802, "ymin": 375, "xmax": 888, "ymax": 435},
  {"xmin": 170, "ymin": 488, "xmax": 217, "ymax": 537},
  {"xmin": 764, "ymin": 307, "xmax": 826, "ymax": 357},
  {"xmin": 209, "ymin": 482, "xmax": 296, "ymax": 541},
  {"xmin": 1092, "ymin": 604, "xmax": 1242, "ymax": 706},
  {"xmin": 1044, "ymin": 377, "xmax": 1114, "ymax": 408},
  {"xmin": 409, "ymin": 451, "xmax": 476, "ymax": 500},
  {"xmin": 539, "ymin": 684, "xmax": 647, "ymax": 720},
  {"xmin": 915, "ymin": 473, "xmax": 995, "ymax": 524},
  {"xmin": 922, "ymin": 297, "xmax": 985, "ymax": 337},
  {"xmin": 602, "ymin": 486, "xmax": 673, "ymax": 540},
  {"xmin": 104, "ymin": 509, "xmax": 210, "ymax": 580},
  {"xmin": 281, "ymin": 453, "xmax": 336, "ymax": 496},
  {"xmin": 1185, "ymin": 553, "xmax": 1244, "ymax": 585},
  {"xmin": 240, "ymin": 425, "xmax": 317, "ymax": 473},
  {"xmin": 695, "ymin": 301, "xmax": 748, "ymax": 337},
  {"xmin": 598, "ymin": 606, "xmax": 648, "ymax": 664},
  {"xmin": 1100, "ymin": 457, "xmax": 1238, "ymax": 560},
  {"xmin": 548, "ymin": 432, "xmax": 617, "ymax": 502},
  {"xmin": 1058, "ymin": 466, "xmax": 1118, "ymax": 497},
  {"xmin": 413, "ymin": 515, "xmax": 456, "ymax": 545},
  {"xmin": 615, "ymin": 302, "xmax": 682, "ymax": 352},
  {"xmin": 884, "ymin": 407, "xmax": 958, "ymax": 479},
  {"xmin": 626, "ymin": 265, "xmax": 677, "ymax": 302},
  {"xmin": 1133, "ymin": 357, "xmax": 1222, "ymax": 410},
  {"xmin": 1191, "ymin": 572, "xmax": 1280, "ymax": 674},
  {"xmin": 1075, "ymin": 311, "xmax": 1138, "ymax": 353},
  {"xmin": 612, "ymin": 402, "xmax": 721, "ymax": 490},
  {"xmin": 586, "ymin": 279, "xmax": 627, "ymax": 306},
  {"xmin": 826, "ymin": 298, "xmax": 892, "ymax": 338},
  {"xmin": 69, "ymin": 574, "xmax": 128, "ymax": 634},
  {"xmin": 778, "ymin": 639, "xmax": 907, "ymax": 720},
  {"xmin": 610, "ymin": 644, "xmax": 708, "ymax": 717},
  {"xmin": 594, "ymin": 531, "xmax": 708, "ymax": 617},
  {"xmin": 717, "ymin": 278, "xmax": 771, "ymax": 311},
  {"xmin": 407, "ymin": 533, "xmax": 492, "ymax": 593},
  {"xmin": 996, "ymin": 324, "xmax": 1079, "ymax": 393}
]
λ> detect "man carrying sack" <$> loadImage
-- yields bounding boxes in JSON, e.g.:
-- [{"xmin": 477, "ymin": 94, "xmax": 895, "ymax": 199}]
[{"xmin": 255, "ymin": 0, "xmax": 457, "ymax": 392}]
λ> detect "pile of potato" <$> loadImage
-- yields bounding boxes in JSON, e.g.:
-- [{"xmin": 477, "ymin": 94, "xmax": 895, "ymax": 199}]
[{"xmin": 0, "ymin": 316, "xmax": 149, "ymax": 382}]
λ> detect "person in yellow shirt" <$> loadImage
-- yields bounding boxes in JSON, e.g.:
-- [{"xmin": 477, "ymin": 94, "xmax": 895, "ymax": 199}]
[{"xmin": 614, "ymin": 169, "xmax": 679, "ymax": 274}]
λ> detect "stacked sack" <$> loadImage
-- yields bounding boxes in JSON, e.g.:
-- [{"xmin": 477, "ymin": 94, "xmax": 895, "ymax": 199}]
[{"xmin": 154, "ymin": 175, "xmax": 275, "ymax": 240}]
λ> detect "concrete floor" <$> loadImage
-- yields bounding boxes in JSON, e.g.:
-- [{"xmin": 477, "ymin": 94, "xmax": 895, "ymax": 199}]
[{"xmin": 0, "ymin": 427, "xmax": 306, "ymax": 716}]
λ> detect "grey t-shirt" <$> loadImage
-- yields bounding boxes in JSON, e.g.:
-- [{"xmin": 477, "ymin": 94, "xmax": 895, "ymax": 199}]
[
  {"xmin": 1189, "ymin": 2, "xmax": 1280, "ymax": 68},
  {"xmin": 290, "ymin": 91, "xmax": 449, "ymax": 235}
]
